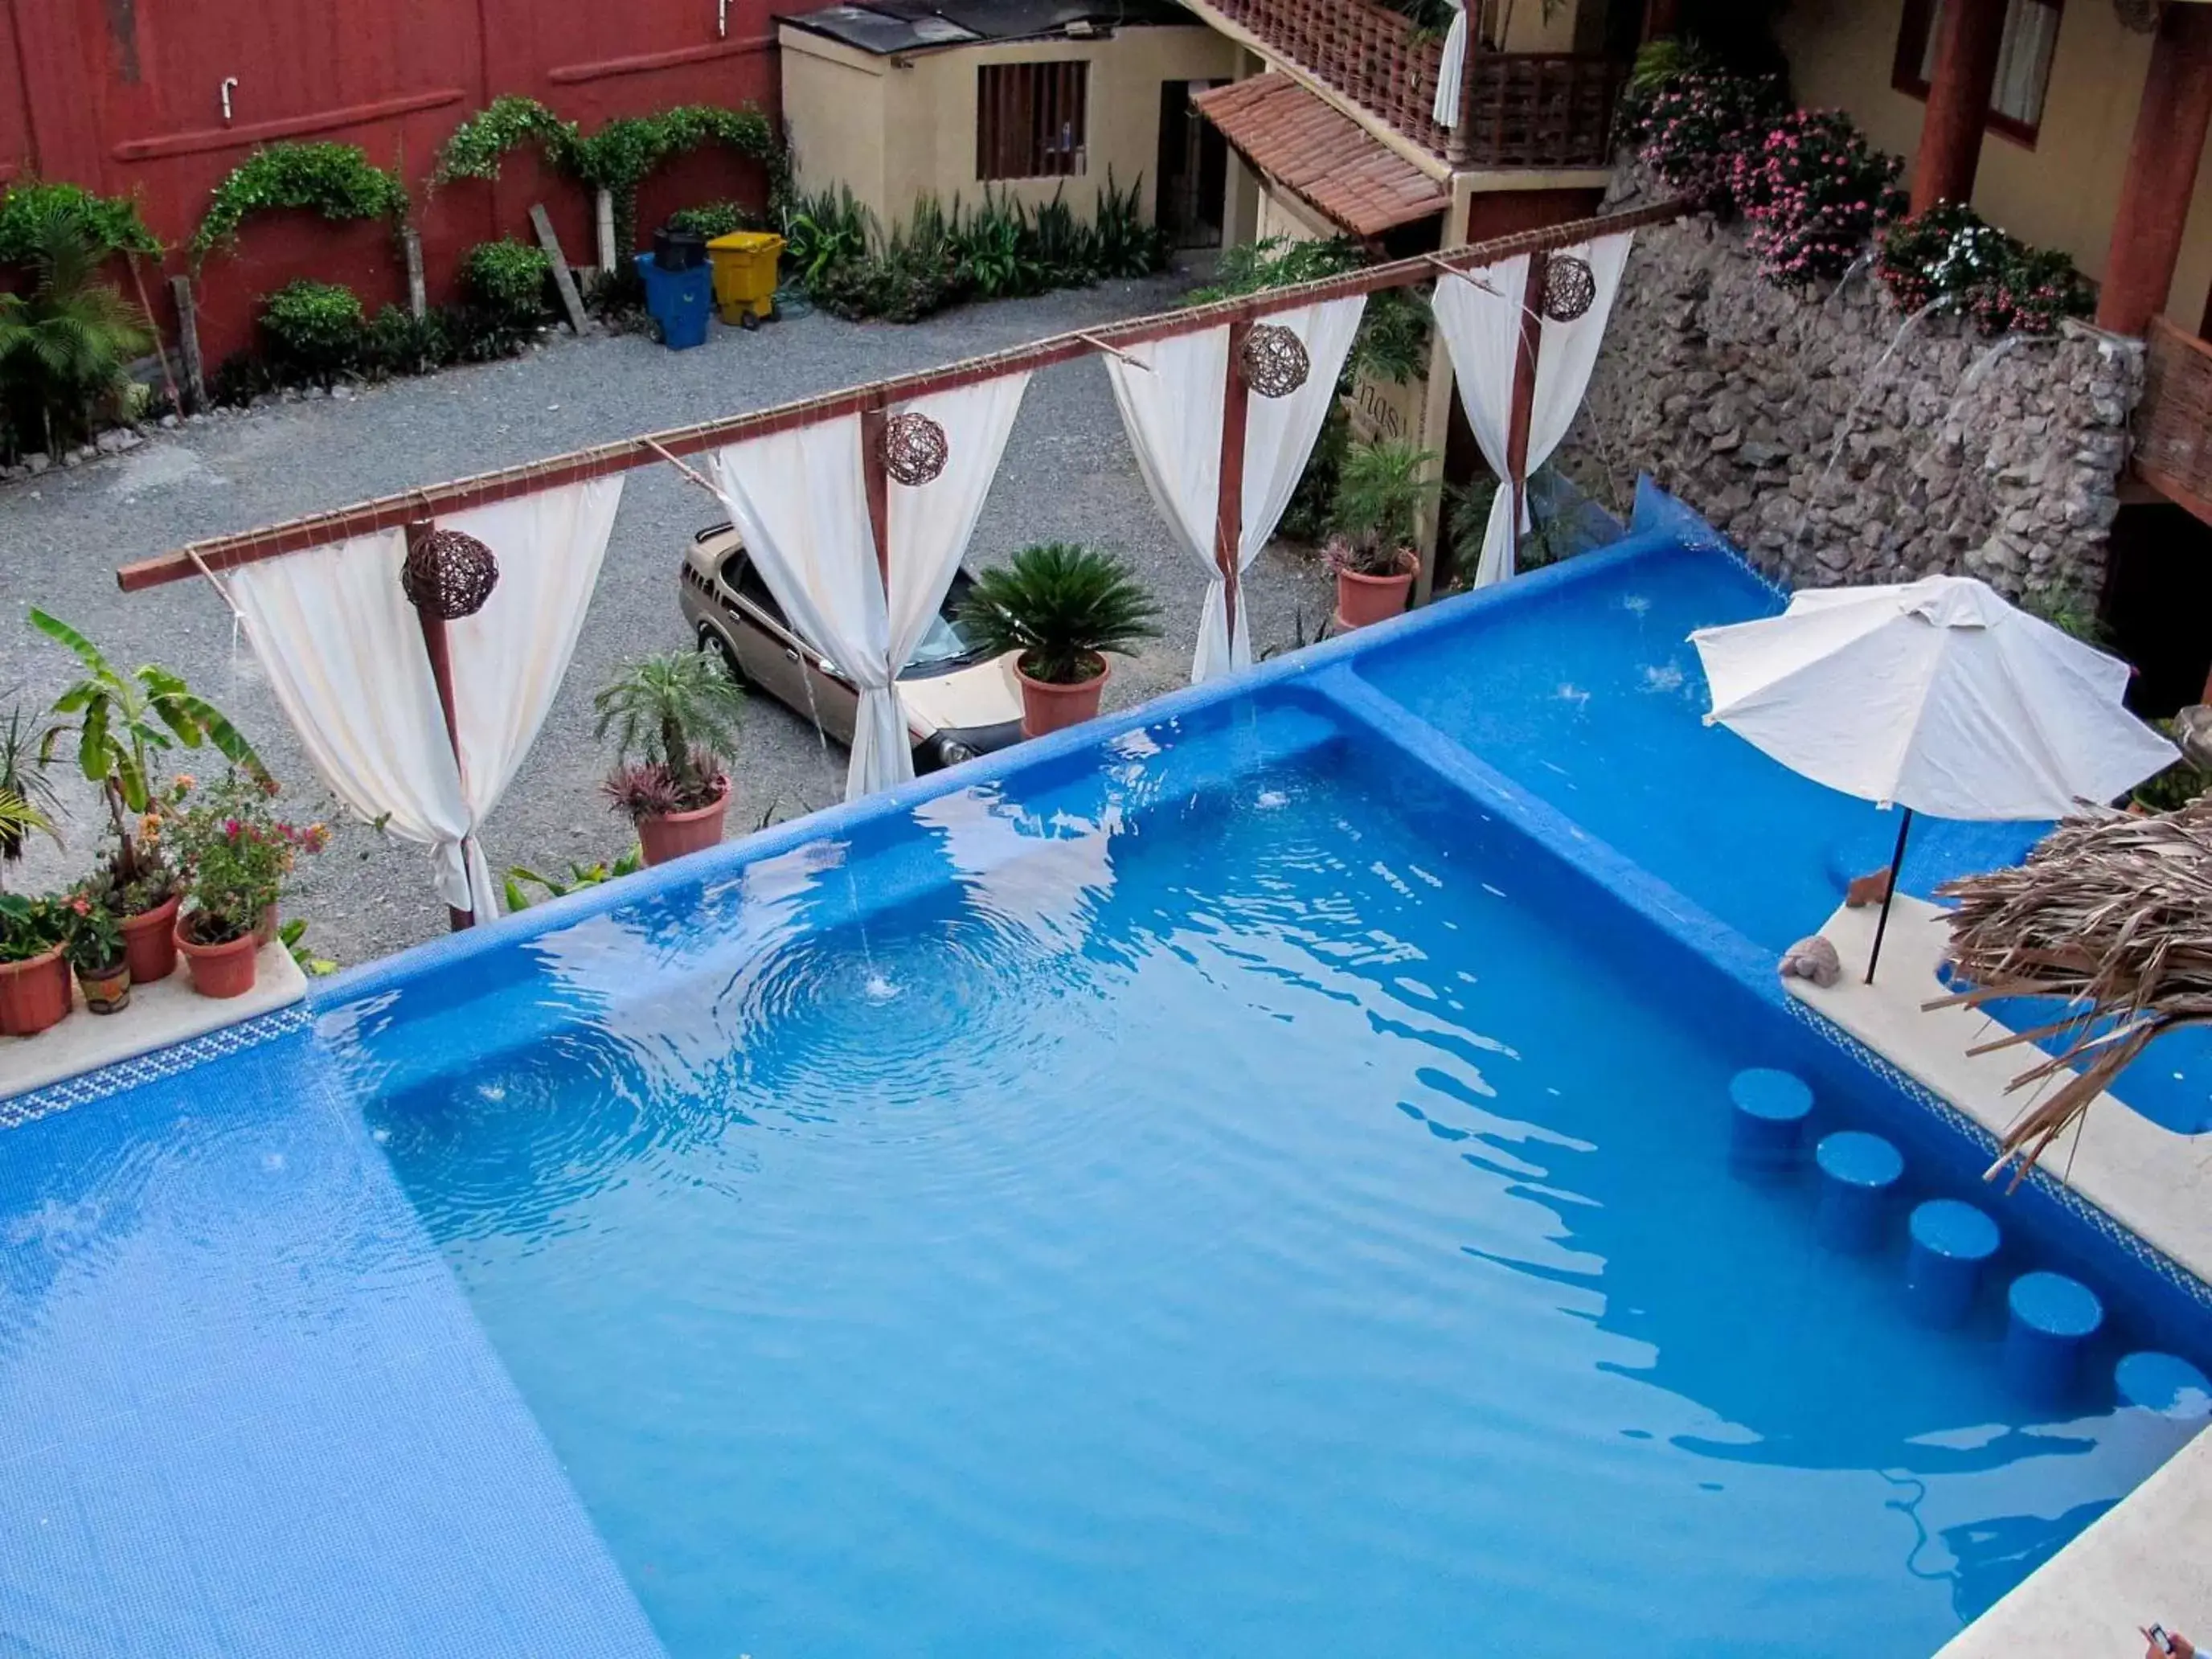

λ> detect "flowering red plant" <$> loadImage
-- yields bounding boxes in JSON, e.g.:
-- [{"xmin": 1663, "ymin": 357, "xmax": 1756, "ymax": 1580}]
[
  {"xmin": 1729, "ymin": 109, "xmax": 1903, "ymax": 288},
  {"xmin": 170, "ymin": 769, "xmax": 329, "ymax": 945}
]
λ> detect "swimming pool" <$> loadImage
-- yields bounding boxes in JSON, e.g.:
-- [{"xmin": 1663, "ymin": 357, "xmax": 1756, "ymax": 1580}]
[{"xmin": 8, "ymin": 494, "xmax": 2207, "ymax": 1657}]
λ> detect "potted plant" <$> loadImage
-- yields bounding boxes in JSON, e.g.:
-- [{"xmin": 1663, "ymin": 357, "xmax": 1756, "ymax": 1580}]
[
  {"xmin": 0, "ymin": 892, "xmax": 69, "ymax": 1037},
  {"xmin": 0, "ymin": 701, "xmax": 63, "ymax": 889},
  {"xmin": 59, "ymin": 879, "xmax": 129, "ymax": 1014},
  {"xmin": 957, "ymin": 543, "xmax": 1162, "ymax": 738},
  {"xmin": 593, "ymin": 649, "xmax": 746, "ymax": 866},
  {"xmin": 1325, "ymin": 440, "xmax": 1439, "ymax": 629},
  {"xmin": 169, "ymin": 771, "xmax": 328, "ymax": 1000},
  {"xmin": 30, "ymin": 613, "xmax": 264, "ymax": 977}
]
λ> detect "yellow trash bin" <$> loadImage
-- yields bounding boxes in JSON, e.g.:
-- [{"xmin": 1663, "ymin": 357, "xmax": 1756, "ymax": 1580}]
[{"xmin": 707, "ymin": 231, "xmax": 785, "ymax": 325}]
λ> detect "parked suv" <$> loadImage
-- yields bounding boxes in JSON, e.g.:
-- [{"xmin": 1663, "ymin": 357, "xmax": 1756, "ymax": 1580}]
[{"xmin": 679, "ymin": 522, "xmax": 1024, "ymax": 771}]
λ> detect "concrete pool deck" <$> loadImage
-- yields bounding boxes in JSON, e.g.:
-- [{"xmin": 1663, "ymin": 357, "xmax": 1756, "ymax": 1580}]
[
  {"xmin": 1, "ymin": 939, "xmax": 305, "ymax": 1108},
  {"xmin": 1785, "ymin": 896, "xmax": 2212, "ymax": 1286}
]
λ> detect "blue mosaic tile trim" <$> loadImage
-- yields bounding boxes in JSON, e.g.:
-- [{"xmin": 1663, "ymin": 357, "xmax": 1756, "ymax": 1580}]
[
  {"xmin": 1, "ymin": 1004, "xmax": 310, "ymax": 1131},
  {"xmin": 1779, "ymin": 993, "xmax": 2212, "ymax": 1313}
]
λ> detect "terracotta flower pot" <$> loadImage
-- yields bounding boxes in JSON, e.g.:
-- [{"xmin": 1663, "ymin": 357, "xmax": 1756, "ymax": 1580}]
[
  {"xmin": 637, "ymin": 782, "xmax": 731, "ymax": 867},
  {"xmin": 1334, "ymin": 555, "xmax": 1416, "ymax": 630},
  {"xmin": 1017, "ymin": 653, "xmax": 1109, "ymax": 739},
  {"xmin": 76, "ymin": 957, "xmax": 132, "ymax": 1015},
  {"xmin": 175, "ymin": 916, "xmax": 260, "ymax": 1000},
  {"xmin": 120, "ymin": 892, "xmax": 182, "ymax": 985},
  {"xmin": 0, "ymin": 947, "xmax": 72, "ymax": 1037}
]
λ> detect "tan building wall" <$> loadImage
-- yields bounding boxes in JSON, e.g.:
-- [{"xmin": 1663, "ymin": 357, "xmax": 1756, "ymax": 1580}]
[
  {"xmin": 1777, "ymin": 0, "xmax": 2212, "ymax": 326},
  {"xmin": 780, "ymin": 23, "xmax": 1239, "ymax": 229}
]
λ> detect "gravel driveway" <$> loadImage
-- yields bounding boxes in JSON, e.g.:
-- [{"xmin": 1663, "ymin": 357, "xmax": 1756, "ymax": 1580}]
[{"xmin": 0, "ymin": 265, "xmax": 1337, "ymax": 969}]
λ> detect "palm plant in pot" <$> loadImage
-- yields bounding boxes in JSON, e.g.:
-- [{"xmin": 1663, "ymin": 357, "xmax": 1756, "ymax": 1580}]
[
  {"xmin": 595, "ymin": 649, "xmax": 746, "ymax": 866},
  {"xmin": 1325, "ymin": 440, "xmax": 1439, "ymax": 629},
  {"xmin": 957, "ymin": 543, "xmax": 1162, "ymax": 738},
  {"xmin": 30, "ymin": 612, "xmax": 264, "ymax": 984},
  {"xmin": 169, "ymin": 771, "xmax": 328, "ymax": 1000}
]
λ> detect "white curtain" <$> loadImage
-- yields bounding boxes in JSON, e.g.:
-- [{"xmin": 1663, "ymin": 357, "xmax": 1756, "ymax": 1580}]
[
  {"xmin": 709, "ymin": 387, "xmax": 1028, "ymax": 801},
  {"xmin": 1434, "ymin": 232, "xmax": 1633, "ymax": 587},
  {"xmin": 1107, "ymin": 296, "xmax": 1366, "ymax": 682},
  {"xmin": 706, "ymin": 416, "xmax": 888, "ymax": 798},
  {"xmin": 227, "ymin": 529, "xmax": 477, "ymax": 915},
  {"xmin": 227, "ymin": 482, "xmax": 621, "ymax": 921},
  {"xmin": 1432, "ymin": 0, "xmax": 1469, "ymax": 126},
  {"xmin": 441, "ymin": 477, "xmax": 623, "ymax": 916},
  {"xmin": 1107, "ymin": 326, "xmax": 1230, "ymax": 678},
  {"xmin": 1432, "ymin": 252, "xmax": 1527, "ymax": 589},
  {"xmin": 886, "ymin": 371, "xmax": 1031, "ymax": 743}
]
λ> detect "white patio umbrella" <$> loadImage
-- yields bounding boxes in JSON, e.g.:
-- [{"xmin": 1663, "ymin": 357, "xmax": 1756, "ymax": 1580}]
[{"xmin": 1690, "ymin": 574, "xmax": 2179, "ymax": 981}]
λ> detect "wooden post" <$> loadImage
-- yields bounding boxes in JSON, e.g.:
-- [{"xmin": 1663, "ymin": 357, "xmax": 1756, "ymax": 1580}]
[
  {"xmin": 402, "ymin": 227, "xmax": 428, "ymax": 321},
  {"xmin": 1501, "ymin": 252, "xmax": 1547, "ymax": 578},
  {"xmin": 126, "ymin": 256, "xmax": 182, "ymax": 417},
  {"xmin": 2098, "ymin": 3, "xmax": 2212, "ymax": 337},
  {"xmin": 596, "ymin": 189, "xmax": 619, "ymax": 276},
  {"xmin": 405, "ymin": 519, "xmax": 476, "ymax": 931},
  {"xmin": 168, "ymin": 275, "xmax": 206, "ymax": 413},
  {"xmin": 530, "ymin": 203, "xmax": 592, "ymax": 336},
  {"xmin": 858, "ymin": 403, "xmax": 892, "ymax": 592},
  {"xmin": 1215, "ymin": 322, "xmax": 1252, "ymax": 663},
  {"xmin": 1908, "ymin": 0, "xmax": 2008, "ymax": 215}
]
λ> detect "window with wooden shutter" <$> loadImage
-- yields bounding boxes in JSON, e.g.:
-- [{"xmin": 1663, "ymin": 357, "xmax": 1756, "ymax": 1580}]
[{"xmin": 976, "ymin": 61, "xmax": 1089, "ymax": 181}]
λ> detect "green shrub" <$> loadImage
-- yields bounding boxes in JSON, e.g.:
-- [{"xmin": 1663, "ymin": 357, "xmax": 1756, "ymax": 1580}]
[
  {"xmin": 193, "ymin": 143, "xmax": 409, "ymax": 259},
  {"xmin": 462, "ymin": 238, "xmax": 552, "ymax": 325},
  {"xmin": 258, "ymin": 279, "xmax": 365, "ymax": 382},
  {"xmin": 1186, "ymin": 232, "xmax": 1428, "ymax": 384},
  {"xmin": 434, "ymin": 96, "xmax": 580, "ymax": 185},
  {"xmin": 0, "ymin": 181, "xmax": 160, "ymax": 264},
  {"xmin": 0, "ymin": 203, "xmax": 152, "ymax": 455},
  {"xmin": 1089, "ymin": 173, "xmax": 1167, "ymax": 278},
  {"xmin": 667, "ymin": 200, "xmax": 755, "ymax": 240},
  {"xmin": 359, "ymin": 305, "xmax": 453, "ymax": 379}
]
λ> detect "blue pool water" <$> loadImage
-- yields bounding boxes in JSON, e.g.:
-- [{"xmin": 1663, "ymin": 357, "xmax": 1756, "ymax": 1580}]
[
  {"xmin": 325, "ymin": 698, "xmax": 2203, "ymax": 1658},
  {"xmin": 10, "ymin": 507, "xmax": 2209, "ymax": 1657}
]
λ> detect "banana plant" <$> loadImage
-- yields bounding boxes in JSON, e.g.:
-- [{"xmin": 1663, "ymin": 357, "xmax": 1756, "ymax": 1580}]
[{"xmin": 29, "ymin": 609, "xmax": 266, "ymax": 884}]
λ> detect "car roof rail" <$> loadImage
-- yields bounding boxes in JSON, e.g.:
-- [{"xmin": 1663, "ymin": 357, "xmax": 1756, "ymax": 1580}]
[{"xmin": 692, "ymin": 521, "xmax": 735, "ymax": 543}]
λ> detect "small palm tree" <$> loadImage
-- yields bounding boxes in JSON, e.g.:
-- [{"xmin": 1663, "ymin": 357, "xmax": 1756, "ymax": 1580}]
[
  {"xmin": 957, "ymin": 543, "xmax": 1163, "ymax": 685},
  {"xmin": 0, "ymin": 700, "xmax": 62, "ymax": 889},
  {"xmin": 31, "ymin": 612, "xmax": 262, "ymax": 887},
  {"xmin": 592, "ymin": 647, "xmax": 745, "ymax": 812},
  {"xmin": 1328, "ymin": 439, "xmax": 1440, "ymax": 576},
  {"xmin": 0, "ymin": 203, "xmax": 152, "ymax": 457}
]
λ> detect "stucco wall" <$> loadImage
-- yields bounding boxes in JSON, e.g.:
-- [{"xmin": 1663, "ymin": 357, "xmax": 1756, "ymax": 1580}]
[
  {"xmin": 1776, "ymin": 0, "xmax": 2212, "ymax": 327},
  {"xmin": 1556, "ymin": 193, "xmax": 2143, "ymax": 603},
  {"xmin": 780, "ymin": 23, "xmax": 1238, "ymax": 227}
]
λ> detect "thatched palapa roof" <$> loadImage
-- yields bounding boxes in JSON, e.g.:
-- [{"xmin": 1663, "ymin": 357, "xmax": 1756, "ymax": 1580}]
[{"xmin": 1932, "ymin": 797, "xmax": 2212, "ymax": 1182}]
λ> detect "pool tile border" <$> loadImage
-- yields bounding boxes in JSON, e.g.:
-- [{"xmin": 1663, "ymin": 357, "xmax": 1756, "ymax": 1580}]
[{"xmin": 0, "ymin": 1003, "xmax": 310, "ymax": 1129}]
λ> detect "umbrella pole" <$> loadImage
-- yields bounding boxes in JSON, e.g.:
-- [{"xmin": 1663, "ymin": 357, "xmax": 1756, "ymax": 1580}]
[{"xmin": 1866, "ymin": 807, "xmax": 1915, "ymax": 985}]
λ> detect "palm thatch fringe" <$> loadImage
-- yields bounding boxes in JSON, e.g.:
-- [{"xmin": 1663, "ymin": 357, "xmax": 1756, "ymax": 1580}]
[{"xmin": 1928, "ymin": 797, "xmax": 2212, "ymax": 1187}]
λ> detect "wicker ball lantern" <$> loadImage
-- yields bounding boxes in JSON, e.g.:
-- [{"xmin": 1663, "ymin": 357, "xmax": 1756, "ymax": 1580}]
[
  {"xmin": 400, "ymin": 527, "xmax": 500, "ymax": 621},
  {"xmin": 881, "ymin": 411, "xmax": 949, "ymax": 486},
  {"xmin": 1239, "ymin": 323, "xmax": 1310, "ymax": 399},
  {"xmin": 1542, "ymin": 255, "xmax": 1598, "ymax": 324}
]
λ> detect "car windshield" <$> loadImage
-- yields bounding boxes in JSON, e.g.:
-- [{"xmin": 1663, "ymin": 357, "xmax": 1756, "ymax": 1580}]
[{"xmin": 905, "ymin": 609, "xmax": 976, "ymax": 671}]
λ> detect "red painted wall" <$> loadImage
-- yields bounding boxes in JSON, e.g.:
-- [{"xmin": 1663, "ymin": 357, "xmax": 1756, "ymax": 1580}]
[{"xmin": 0, "ymin": 0, "xmax": 809, "ymax": 367}]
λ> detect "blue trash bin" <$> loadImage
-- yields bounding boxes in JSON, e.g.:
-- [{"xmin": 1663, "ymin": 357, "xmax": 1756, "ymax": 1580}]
[{"xmin": 636, "ymin": 252, "xmax": 713, "ymax": 350}]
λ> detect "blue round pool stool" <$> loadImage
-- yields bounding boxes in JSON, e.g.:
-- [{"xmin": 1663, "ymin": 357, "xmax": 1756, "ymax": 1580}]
[
  {"xmin": 2004, "ymin": 1272, "xmax": 2104, "ymax": 1402},
  {"xmin": 1904, "ymin": 1199, "xmax": 2001, "ymax": 1327},
  {"xmin": 2116, "ymin": 1351, "xmax": 2212, "ymax": 1420},
  {"xmin": 1813, "ymin": 1130, "xmax": 1903, "ymax": 1251},
  {"xmin": 1728, "ymin": 1068, "xmax": 1813, "ymax": 1176}
]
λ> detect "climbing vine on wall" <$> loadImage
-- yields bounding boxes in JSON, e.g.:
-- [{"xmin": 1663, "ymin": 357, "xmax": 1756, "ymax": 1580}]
[
  {"xmin": 190, "ymin": 143, "xmax": 411, "ymax": 260},
  {"xmin": 433, "ymin": 97, "xmax": 790, "ymax": 252},
  {"xmin": 432, "ymin": 96, "xmax": 582, "ymax": 186},
  {"xmin": 0, "ymin": 182, "xmax": 161, "ymax": 264}
]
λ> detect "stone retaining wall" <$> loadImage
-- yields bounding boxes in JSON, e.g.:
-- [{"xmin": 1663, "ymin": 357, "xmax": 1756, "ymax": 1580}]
[{"xmin": 1557, "ymin": 191, "xmax": 2144, "ymax": 604}]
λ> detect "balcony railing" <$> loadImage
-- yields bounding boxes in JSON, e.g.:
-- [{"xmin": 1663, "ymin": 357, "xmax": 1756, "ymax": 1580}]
[
  {"xmin": 1194, "ymin": 0, "xmax": 1626, "ymax": 170},
  {"xmin": 2136, "ymin": 318, "xmax": 2212, "ymax": 518}
]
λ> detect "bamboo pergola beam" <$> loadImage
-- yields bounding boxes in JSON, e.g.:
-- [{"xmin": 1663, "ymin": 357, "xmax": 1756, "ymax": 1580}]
[{"xmin": 117, "ymin": 199, "xmax": 1686, "ymax": 594}]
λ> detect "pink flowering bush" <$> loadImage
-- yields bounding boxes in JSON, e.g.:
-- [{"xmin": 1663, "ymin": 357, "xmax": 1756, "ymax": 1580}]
[
  {"xmin": 1877, "ymin": 202, "xmax": 2095, "ymax": 335},
  {"xmin": 1617, "ymin": 63, "xmax": 1788, "ymax": 215},
  {"xmin": 1729, "ymin": 109, "xmax": 1904, "ymax": 287}
]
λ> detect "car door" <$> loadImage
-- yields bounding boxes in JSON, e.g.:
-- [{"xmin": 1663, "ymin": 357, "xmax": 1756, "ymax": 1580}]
[{"xmin": 716, "ymin": 552, "xmax": 862, "ymax": 744}]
